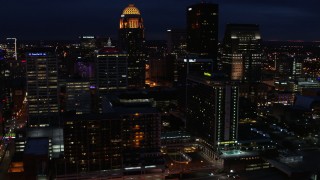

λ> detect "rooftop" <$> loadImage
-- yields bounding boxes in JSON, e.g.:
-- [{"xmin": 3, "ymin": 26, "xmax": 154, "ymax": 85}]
[{"xmin": 24, "ymin": 137, "xmax": 49, "ymax": 156}]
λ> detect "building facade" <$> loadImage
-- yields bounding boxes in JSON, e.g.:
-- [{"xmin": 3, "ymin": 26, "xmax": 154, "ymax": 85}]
[
  {"xmin": 187, "ymin": 2, "xmax": 219, "ymax": 66},
  {"xmin": 65, "ymin": 79, "xmax": 92, "ymax": 114},
  {"xmin": 222, "ymin": 24, "xmax": 263, "ymax": 83},
  {"xmin": 96, "ymin": 46, "xmax": 128, "ymax": 94},
  {"xmin": 26, "ymin": 50, "xmax": 59, "ymax": 125},
  {"xmin": 119, "ymin": 4, "xmax": 146, "ymax": 88},
  {"xmin": 63, "ymin": 109, "xmax": 163, "ymax": 175},
  {"xmin": 186, "ymin": 74, "xmax": 239, "ymax": 150}
]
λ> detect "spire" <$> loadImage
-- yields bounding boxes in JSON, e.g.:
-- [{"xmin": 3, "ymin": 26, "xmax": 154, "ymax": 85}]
[{"xmin": 107, "ymin": 37, "xmax": 112, "ymax": 47}]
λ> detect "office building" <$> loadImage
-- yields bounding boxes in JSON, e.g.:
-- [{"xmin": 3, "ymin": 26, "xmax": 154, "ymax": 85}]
[
  {"xmin": 187, "ymin": 74, "xmax": 239, "ymax": 150},
  {"xmin": 79, "ymin": 35, "xmax": 96, "ymax": 50},
  {"xmin": 65, "ymin": 79, "xmax": 92, "ymax": 114},
  {"xmin": 62, "ymin": 108, "xmax": 163, "ymax": 175},
  {"xmin": 174, "ymin": 56, "xmax": 213, "ymax": 86},
  {"xmin": 275, "ymin": 54, "xmax": 302, "ymax": 80},
  {"xmin": 26, "ymin": 49, "xmax": 59, "ymax": 125},
  {"xmin": 63, "ymin": 113, "xmax": 123, "ymax": 173},
  {"xmin": 221, "ymin": 24, "xmax": 262, "ymax": 82},
  {"xmin": 79, "ymin": 36, "xmax": 97, "ymax": 59},
  {"xmin": 4, "ymin": 38, "xmax": 17, "ymax": 60},
  {"xmin": 119, "ymin": 108, "xmax": 162, "ymax": 169},
  {"xmin": 119, "ymin": 4, "xmax": 146, "ymax": 88},
  {"xmin": 186, "ymin": 2, "xmax": 219, "ymax": 65},
  {"xmin": 96, "ymin": 42, "xmax": 128, "ymax": 94},
  {"xmin": 167, "ymin": 28, "xmax": 187, "ymax": 56}
]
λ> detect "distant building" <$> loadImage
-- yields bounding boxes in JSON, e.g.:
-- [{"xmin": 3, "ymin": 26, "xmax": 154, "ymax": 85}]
[
  {"xmin": 222, "ymin": 24, "xmax": 263, "ymax": 83},
  {"xmin": 79, "ymin": 35, "xmax": 96, "ymax": 50},
  {"xmin": 96, "ymin": 42, "xmax": 128, "ymax": 94},
  {"xmin": 119, "ymin": 4, "xmax": 146, "ymax": 88},
  {"xmin": 187, "ymin": 2, "xmax": 219, "ymax": 66},
  {"xmin": 65, "ymin": 79, "xmax": 92, "ymax": 114},
  {"xmin": 26, "ymin": 49, "xmax": 59, "ymax": 126},
  {"xmin": 4, "ymin": 38, "xmax": 17, "ymax": 60},
  {"xmin": 79, "ymin": 35, "xmax": 97, "ymax": 58},
  {"xmin": 275, "ymin": 54, "xmax": 302, "ymax": 80},
  {"xmin": 166, "ymin": 28, "xmax": 187, "ymax": 56},
  {"xmin": 63, "ymin": 113, "xmax": 123, "ymax": 173}
]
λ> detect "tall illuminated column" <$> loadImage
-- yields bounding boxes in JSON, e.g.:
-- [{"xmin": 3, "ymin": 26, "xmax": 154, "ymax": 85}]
[{"xmin": 119, "ymin": 4, "xmax": 145, "ymax": 89}]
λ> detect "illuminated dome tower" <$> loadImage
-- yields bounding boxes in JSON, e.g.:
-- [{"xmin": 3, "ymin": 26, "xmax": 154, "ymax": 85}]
[
  {"xmin": 119, "ymin": 4, "xmax": 145, "ymax": 88},
  {"xmin": 120, "ymin": 4, "xmax": 144, "ymax": 29}
]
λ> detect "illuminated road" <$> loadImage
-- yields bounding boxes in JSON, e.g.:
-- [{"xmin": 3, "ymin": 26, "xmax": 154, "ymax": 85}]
[
  {"xmin": 0, "ymin": 97, "xmax": 27, "ymax": 177},
  {"xmin": 0, "ymin": 142, "xmax": 14, "ymax": 180}
]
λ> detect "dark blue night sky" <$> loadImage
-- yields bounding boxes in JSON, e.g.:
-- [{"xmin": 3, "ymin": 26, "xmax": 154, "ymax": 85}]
[{"xmin": 1, "ymin": 0, "xmax": 319, "ymax": 41}]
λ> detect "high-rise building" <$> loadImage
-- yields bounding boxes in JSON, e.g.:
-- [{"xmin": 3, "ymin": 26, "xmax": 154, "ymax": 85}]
[
  {"xmin": 79, "ymin": 35, "xmax": 97, "ymax": 59},
  {"xmin": 4, "ymin": 38, "xmax": 17, "ymax": 60},
  {"xmin": 26, "ymin": 49, "xmax": 58, "ymax": 125},
  {"xmin": 275, "ymin": 54, "xmax": 302, "ymax": 80},
  {"xmin": 186, "ymin": 2, "xmax": 219, "ymax": 65},
  {"xmin": 63, "ymin": 113, "xmax": 123, "ymax": 173},
  {"xmin": 119, "ymin": 4, "xmax": 146, "ymax": 88},
  {"xmin": 62, "ymin": 108, "xmax": 163, "ymax": 175},
  {"xmin": 65, "ymin": 79, "xmax": 92, "ymax": 114},
  {"xmin": 174, "ymin": 56, "xmax": 213, "ymax": 86},
  {"xmin": 119, "ymin": 108, "xmax": 162, "ymax": 169},
  {"xmin": 167, "ymin": 28, "xmax": 187, "ymax": 56},
  {"xmin": 79, "ymin": 36, "xmax": 96, "ymax": 50},
  {"xmin": 187, "ymin": 74, "xmax": 239, "ymax": 150},
  {"xmin": 221, "ymin": 24, "xmax": 262, "ymax": 83},
  {"xmin": 96, "ymin": 41, "xmax": 128, "ymax": 94}
]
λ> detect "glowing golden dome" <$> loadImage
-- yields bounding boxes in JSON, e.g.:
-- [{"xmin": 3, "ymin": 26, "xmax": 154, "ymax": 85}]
[
  {"xmin": 122, "ymin": 4, "xmax": 140, "ymax": 15},
  {"xmin": 120, "ymin": 4, "xmax": 144, "ymax": 29}
]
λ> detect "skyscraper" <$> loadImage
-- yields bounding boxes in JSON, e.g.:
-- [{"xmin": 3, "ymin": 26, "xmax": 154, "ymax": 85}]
[
  {"xmin": 96, "ymin": 41, "xmax": 128, "ymax": 94},
  {"xmin": 186, "ymin": 2, "xmax": 219, "ymax": 66},
  {"xmin": 65, "ymin": 79, "xmax": 92, "ymax": 114},
  {"xmin": 221, "ymin": 24, "xmax": 262, "ymax": 83},
  {"xmin": 119, "ymin": 4, "xmax": 145, "ymax": 88},
  {"xmin": 167, "ymin": 28, "xmax": 187, "ymax": 56},
  {"xmin": 187, "ymin": 74, "xmax": 239, "ymax": 150},
  {"xmin": 26, "ymin": 49, "xmax": 58, "ymax": 125}
]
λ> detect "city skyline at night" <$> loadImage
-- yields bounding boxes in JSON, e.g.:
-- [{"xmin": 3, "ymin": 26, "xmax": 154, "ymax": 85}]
[
  {"xmin": 1, "ymin": 0, "xmax": 320, "ymax": 41},
  {"xmin": 1, "ymin": 1, "xmax": 320, "ymax": 180}
]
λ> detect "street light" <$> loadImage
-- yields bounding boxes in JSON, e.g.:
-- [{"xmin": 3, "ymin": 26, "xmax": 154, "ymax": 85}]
[{"xmin": 6, "ymin": 38, "xmax": 17, "ymax": 60}]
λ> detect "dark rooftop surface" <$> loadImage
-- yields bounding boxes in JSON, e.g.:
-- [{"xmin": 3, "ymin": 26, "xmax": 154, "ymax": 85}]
[
  {"xmin": 24, "ymin": 137, "xmax": 49, "ymax": 156},
  {"xmin": 114, "ymin": 107, "xmax": 159, "ymax": 114}
]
